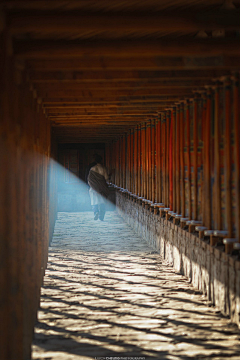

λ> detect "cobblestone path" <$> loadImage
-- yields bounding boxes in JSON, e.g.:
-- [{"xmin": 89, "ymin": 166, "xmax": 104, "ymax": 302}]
[{"xmin": 32, "ymin": 212, "xmax": 240, "ymax": 360}]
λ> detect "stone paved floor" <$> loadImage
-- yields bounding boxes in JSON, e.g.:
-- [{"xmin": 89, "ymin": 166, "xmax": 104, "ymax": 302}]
[{"xmin": 32, "ymin": 212, "xmax": 240, "ymax": 360}]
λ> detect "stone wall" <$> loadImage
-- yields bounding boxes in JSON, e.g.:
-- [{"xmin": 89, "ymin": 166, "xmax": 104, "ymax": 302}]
[{"xmin": 116, "ymin": 191, "xmax": 240, "ymax": 328}]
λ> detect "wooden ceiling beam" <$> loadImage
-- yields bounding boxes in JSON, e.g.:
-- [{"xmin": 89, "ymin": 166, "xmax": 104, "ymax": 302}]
[
  {"xmin": 52, "ymin": 122, "xmax": 144, "ymax": 126},
  {"xmin": 50, "ymin": 115, "xmax": 158, "ymax": 121},
  {"xmin": 43, "ymin": 102, "xmax": 178, "ymax": 109},
  {"xmin": 39, "ymin": 93, "xmax": 185, "ymax": 102},
  {"xmin": 48, "ymin": 108, "xmax": 165, "ymax": 115},
  {"xmin": 8, "ymin": 10, "xmax": 240, "ymax": 34},
  {"xmin": 48, "ymin": 111, "xmax": 158, "ymax": 117},
  {"xmin": 28, "ymin": 70, "xmax": 231, "ymax": 83},
  {"xmin": 41, "ymin": 98, "xmax": 189, "ymax": 106},
  {"xmin": 37, "ymin": 88, "xmax": 192, "ymax": 98},
  {"xmin": 51, "ymin": 116, "xmax": 158, "ymax": 122},
  {"xmin": 28, "ymin": 69, "xmax": 230, "ymax": 83},
  {"xmin": 14, "ymin": 38, "xmax": 240, "ymax": 58},
  {"xmin": 26, "ymin": 56, "xmax": 240, "ymax": 72},
  {"xmin": 2, "ymin": 0, "xmax": 227, "ymax": 12}
]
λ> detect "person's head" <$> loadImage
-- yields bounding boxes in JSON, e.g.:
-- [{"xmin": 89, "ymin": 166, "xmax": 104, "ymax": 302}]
[{"xmin": 94, "ymin": 154, "xmax": 103, "ymax": 164}]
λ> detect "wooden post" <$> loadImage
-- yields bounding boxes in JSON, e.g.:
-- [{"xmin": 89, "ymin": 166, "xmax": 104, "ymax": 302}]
[
  {"xmin": 224, "ymin": 77, "xmax": 233, "ymax": 237},
  {"xmin": 145, "ymin": 120, "xmax": 150, "ymax": 200},
  {"xmin": 130, "ymin": 128, "xmax": 134, "ymax": 193},
  {"xmin": 183, "ymin": 100, "xmax": 191, "ymax": 219},
  {"xmin": 213, "ymin": 82, "xmax": 222, "ymax": 230},
  {"xmin": 126, "ymin": 132, "xmax": 130, "ymax": 191},
  {"xmin": 137, "ymin": 125, "xmax": 141, "ymax": 196},
  {"xmin": 134, "ymin": 126, "xmax": 138, "ymax": 195},
  {"xmin": 197, "ymin": 95, "xmax": 204, "ymax": 223},
  {"xmin": 217, "ymin": 82, "xmax": 226, "ymax": 231},
  {"xmin": 203, "ymin": 88, "xmax": 212, "ymax": 230},
  {"xmin": 122, "ymin": 135, "xmax": 126, "ymax": 189},
  {"xmin": 119, "ymin": 137, "xmax": 122, "ymax": 188},
  {"xmin": 233, "ymin": 73, "xmax": 240, "ymax": 242},
  {"xmin": 151, "ymin": 119, "xmax": 156, "ymax": 203},
  {"xmin": 176, "ymin": 104, "xmax": 181, "ymax": 214},
  {"xmin": 193, "ymin": 96, "xmax": 199, "ymax": 220},
  {"xmin": 161, "ymin": 113, "xmax": 167, "ymax": 206},
  {"xmin": 189, "ymin": 99, "xmax": 194, "ymax": 220},
  {"xmin": 141, "ymin": 122, "xmax": 147, "ymax": 199},
  {"xmin": 116, "ymin": 139, "xmax": 120, "ymax": 187},
  {"xmin": 180, "ymin": 102, "xmax": 185, "ymax": 217},
  {"xmin": 171, "ymin": 107, "xmax": 176, "ymax": 212},
  {"xmin": 155, "ymin": 116, "xmax": 161, "ymax": 203},
  {"xmin": 166, "ymin": 111, "xmax": 170, "ymax": 207}
]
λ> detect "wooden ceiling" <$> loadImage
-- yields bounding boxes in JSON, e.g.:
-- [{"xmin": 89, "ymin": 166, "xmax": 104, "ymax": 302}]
[{"xmin": 2, "ymin": 0, "xmax": 240, "ymax": 143}]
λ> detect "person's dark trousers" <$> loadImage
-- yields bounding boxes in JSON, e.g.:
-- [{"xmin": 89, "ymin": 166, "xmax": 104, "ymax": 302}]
[
  {"xmin": 92, "ymin": 205, "xmax": 99, "ymax": 220},
  {"xmin": 99, "ymin": 204, "xmax": 106, "ymax": 221}
]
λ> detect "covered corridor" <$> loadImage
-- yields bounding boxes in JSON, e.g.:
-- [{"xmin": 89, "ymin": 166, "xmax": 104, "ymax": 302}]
[
  {"xmin": 33, "ymin": 212, "xmax": 240, "ymax": 360},
  {"xmin": 1, "ymin": 1, "xmax": 240, "ymax": 359}
]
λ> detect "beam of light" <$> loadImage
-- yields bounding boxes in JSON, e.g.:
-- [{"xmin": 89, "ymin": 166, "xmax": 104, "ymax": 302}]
[{"xmin": 48, "ymin": 158, "xmax": 116, "ymax": 216}]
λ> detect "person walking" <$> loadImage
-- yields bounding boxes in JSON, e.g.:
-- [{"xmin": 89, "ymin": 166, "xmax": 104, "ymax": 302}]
[{"xmin": 87, "ymin": 155, "xmax": 109, "ymax": 221}]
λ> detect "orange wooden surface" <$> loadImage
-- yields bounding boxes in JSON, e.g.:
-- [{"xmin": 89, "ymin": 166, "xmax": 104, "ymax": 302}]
[
  {"xmin": 176, "ymin": 104, "xmax": 181, "ymax": 214},
  {"xmin": 233, "ymin": 74, "xmax": 240, "ymax": 242},
  {"xmin": 180, "ymin": 102, "xmax": 185, "ymax": 217}
]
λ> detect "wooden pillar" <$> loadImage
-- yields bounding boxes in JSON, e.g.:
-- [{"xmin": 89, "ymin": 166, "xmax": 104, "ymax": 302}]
[
  {"xmin": 122, "ymin": 135, "xmax": 126, "ymax": 189},
  {"xmin": 184, "ymin": 100, "xmax": 191, "ymax": 219},
  {"xmin": 161, "ymin": 113, "xmax": 167, "ymax": 205},
  {"xmin": 151, "ymin": 119, "xmax": 156, "ymax": 203},
  {"xmin": 224, "ymin": 77, "xmax": 233, "ymax": 237},
  {"xmin": 137, "ymin": 125, "xmax": 141, "ymax": 196},
  {"xmin": 203, "ymin": 88, "xmax": 212, "ymax": 229},
  {"xmin": 197, "ymin": 95, "xmax": 204, "ymax": 223},
  {"xmin": 218, "ymin": 83, "xmax": 226, "ymax": 231},
  {"xmin": 116, "ymin": 139, "xmax": 119, "ymax": 187},
  {"xmin": 166, "ymin": 111, "xmax": 170, "ymax": 207},
  {"xmin": 141, "ymin": 122, "xmax": 146, "ymax": 198},
  {"xmin": 193, "ymin": 96, "xmax": 199, "ymax": 220},
  {"xmin": 0, "ymin": 40, "xmax": 52, "ymax": 359},
  {"xmin": 180, "ymin": 102, "xmax": 185, "ymax": 217},
  {"xmin": 155, "ymin": 116, "xmax": 161, "ymax": 203},
  {"xmin": 127, "ymin": 131, "xmax": 130, "ymax": 191},
  {"xmin": 119, "ymin": 137, "xmax": 122, "ymax": 188},
  {"xmin": 233, "ymin": 73, "xmax": 240, "ymax": 242},
  {"xmin": 176, "ymin": 104, "xmax": 181, "ymax": 215},
  {"xmin": 213, "ymin": 83, "xmax": 222, "ymax": 229},
  {"xmin": 171, "ymin": 107, "xmax": 176, "ymax": 212},
  {"xmin": 134, "ymin": 126, "xmax": 138, "ymax": 195},
  {"xmin": 145, "ymin": 120, "xmax": 150, "ymax": 200},
  {"xmin": 189, "ymin": 99, "xmax": 194, "ymax": 220},
  {"xmin": 129, "ymin": 129, "xmax": 132, "ymax": 192}
]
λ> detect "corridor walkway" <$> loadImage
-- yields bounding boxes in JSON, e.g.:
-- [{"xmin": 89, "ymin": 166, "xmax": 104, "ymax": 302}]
[{"xmin": 32, "ymin": 212, "xmax": 240, "ymax": 360}]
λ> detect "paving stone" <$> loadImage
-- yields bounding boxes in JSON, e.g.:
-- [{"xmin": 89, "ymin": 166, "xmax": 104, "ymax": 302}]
[{"xmin": 32, "ymin": 212, "xmax": 240, "ymax": 360}]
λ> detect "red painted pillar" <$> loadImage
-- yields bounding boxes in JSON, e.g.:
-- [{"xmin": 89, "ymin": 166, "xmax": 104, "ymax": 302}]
[
  {"xmin": 180, "ymin": 102, "xmax": 185, "ymax": 217},
  {"xmin": 151, "ymin": 119, "xmax": 156, "ymax": 203},
  {"xmin": 161, "ymin": 113, "xmax": 167, "ymax": 206},
  {"xmin": 141, "ymin": 122, "xmax": 146, "ymax": 199},
  {"xmin": 176, "ymin": 104, "xmax": 181, "ymax": 215},
  {"xmin": 137, "ymin": 124, "xmax": 141, "ymax": 196},
  {"xmin": 203, "ymin": 88, "xmax": 212, "ymax": 230},
  {"xmin": 134, "ymin": 126, "xmax": 138, "ymax": 195},
  {"xmin": 155, "ymin": 115, "xmax": 162, "ymax": 204}
]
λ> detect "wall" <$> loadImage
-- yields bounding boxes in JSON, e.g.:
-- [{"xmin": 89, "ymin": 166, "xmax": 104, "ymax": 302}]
[
  {"xmin": 0, "ymin": 32, "xmax": 54, "ymax": 360},
  {"xmin": 116, "ymin": 191, "xmax": 240, "ymax": 328}
]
